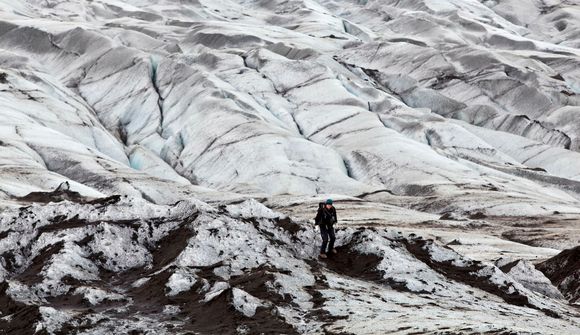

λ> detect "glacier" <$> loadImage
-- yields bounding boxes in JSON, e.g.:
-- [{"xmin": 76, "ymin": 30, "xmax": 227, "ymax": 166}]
[{"xmin": 0, "ymin": 0, "xmax": 580, "ymax": 334}]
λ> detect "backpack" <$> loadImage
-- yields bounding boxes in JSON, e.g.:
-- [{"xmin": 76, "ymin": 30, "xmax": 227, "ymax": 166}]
[{"xmin": 314, "ymin": 202, "xmax": 325, "ymax": 225}]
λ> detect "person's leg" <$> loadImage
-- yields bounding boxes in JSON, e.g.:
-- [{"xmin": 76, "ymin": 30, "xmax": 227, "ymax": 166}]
[
  {"xmin": 328, "ymin": 226, "xmax": 336, "ymax": 253},
  {"xmin": 320, "ymin": 225, "xmax": 329, "ymax": 254}
]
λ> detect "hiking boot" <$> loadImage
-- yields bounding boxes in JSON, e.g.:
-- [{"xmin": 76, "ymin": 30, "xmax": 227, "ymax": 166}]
[
  {"xmin": 319, "ymin": 253, "xmax": 327, "ymax": 259},
  {"xmin": 330, "ymin": 249, "xmax": 338, "ymax": 254}
]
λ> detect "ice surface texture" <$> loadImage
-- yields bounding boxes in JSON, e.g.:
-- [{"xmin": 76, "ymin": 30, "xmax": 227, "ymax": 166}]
[
  {"xmin": 0, "ymin": 197, "xmax": 578, "ymax": 334},
  {"xmin": 1, "ymin": 0, "xmax": 580, "ymax": 333},
  {"xmin": 0, "ymin": 0, "xmax": 580, "ymax": 218}
]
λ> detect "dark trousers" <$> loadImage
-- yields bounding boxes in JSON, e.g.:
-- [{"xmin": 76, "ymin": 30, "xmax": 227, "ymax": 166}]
[{"xmin": 320, "ymin": 225, "xmax": 335, "ymax": 254}]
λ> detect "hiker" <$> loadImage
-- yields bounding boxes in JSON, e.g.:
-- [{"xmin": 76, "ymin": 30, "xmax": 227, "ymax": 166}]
[{"xmin": 314, "ymin": 199, "xmax": 337, "ymax": 259}]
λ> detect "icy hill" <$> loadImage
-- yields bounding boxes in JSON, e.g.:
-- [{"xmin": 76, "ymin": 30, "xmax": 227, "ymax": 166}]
[
  {"xmin": 0, "ymin": 0, "xmax": 580, "ymax": 214},
  {"xmin": 1, "ymin": 0, "xmax": 580, "ymax": 334},
  {"xmin": 0, "ymin": 194, "xmax": 579, "ymax": 334}
]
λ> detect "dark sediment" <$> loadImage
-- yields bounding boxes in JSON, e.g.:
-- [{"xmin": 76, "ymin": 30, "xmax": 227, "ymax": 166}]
[
  {"xmin": 16, "ymin": 241, "xmax": 65, "ymax": 284},
  {"xmin": 0, "ymin": 281, "xmax": 42, "ymax": 335},
  {"xmin": 403, "ymin": 239, "xmax": 533, "ymax": 308},
  {"xmin": 536, "ymin": 246, "xmax": 580, "ymax": 303},
  {"xmin": 16, "ymin": 182, "xmax": 121, "ymax": 206},
  {"xmin": 304, "ymin": 260, "xmax": 350, "ymax": 334},
  {"xmin": 275, "ymin": 216, "xmax": 303, "ymax": 235}
]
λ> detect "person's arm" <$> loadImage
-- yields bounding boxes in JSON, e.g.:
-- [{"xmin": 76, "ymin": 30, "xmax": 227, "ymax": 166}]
[{"xmin": 332, "ymin": 207, "xmax": 337, "ymax": 224}]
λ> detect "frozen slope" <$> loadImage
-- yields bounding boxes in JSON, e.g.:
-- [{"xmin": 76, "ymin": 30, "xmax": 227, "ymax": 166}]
[
  {"xmin": 0, "ymin": 195, "xmax": 578, "ymax": 334},
  {"xmin": 0, "ymin": 0, "xmax": 578, "ymax": 216},
  {"xmin": 537, "ymin": 246, "xmax": 580, "ymax": 304},
  {"xmin": 0, "ymin": 1, "xmax": 580, "ymax": 333}
]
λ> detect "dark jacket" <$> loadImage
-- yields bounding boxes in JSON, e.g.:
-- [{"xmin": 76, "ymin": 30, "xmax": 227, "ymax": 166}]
[{"xmin": 315, "ymin": 203, "xmax": 337, "ymax": 228}]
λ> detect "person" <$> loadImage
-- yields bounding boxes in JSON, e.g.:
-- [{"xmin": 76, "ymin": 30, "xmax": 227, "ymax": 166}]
[{"xmin": 314, "ymin": 198, "xmax": 337, "ymax": 259}]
